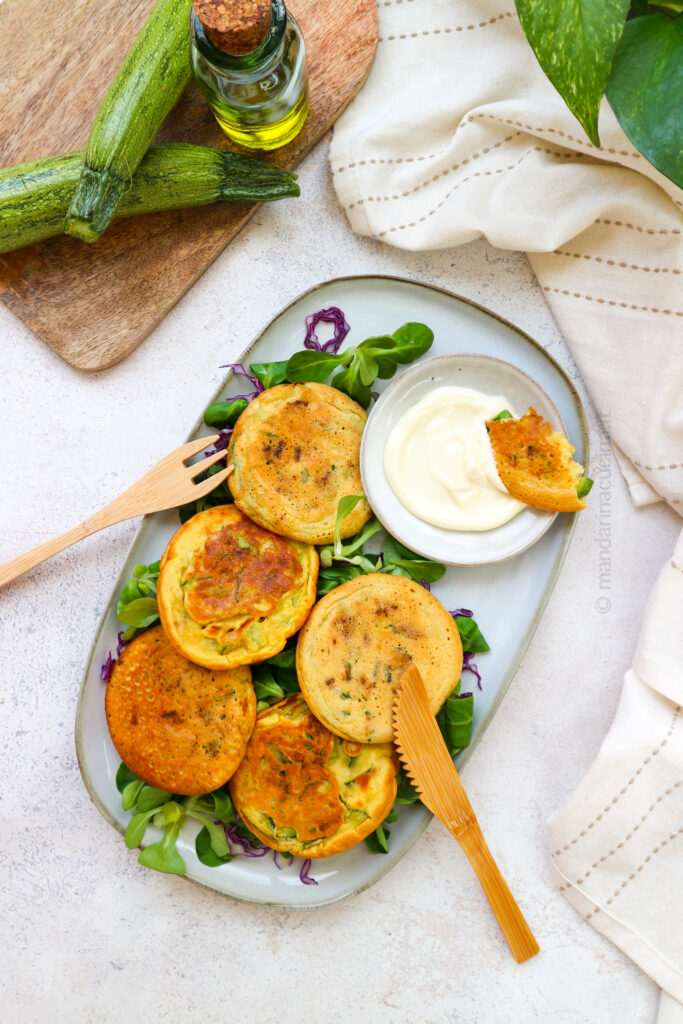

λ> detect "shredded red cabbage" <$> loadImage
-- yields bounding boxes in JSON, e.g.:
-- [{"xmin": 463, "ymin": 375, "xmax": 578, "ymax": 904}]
[
  {"xmin": 210, "ymin": 429, "xmax": 233, "ymax": 453},
  {"xmin": 100, "ymin": 632, "xmax": 127, "ymax": 682},
  {"xmin": 219, "ymin": 362, "xmax": 264, "ymax": 402},
  {"xmin": 100, "ymin": 653, "xmax": 114, "ymax": 683},
  {"xmin": 221, "ymin": 822, "xmax": 317, "ymax": 883},
  {"xmin": 299, "ymin": 858, "xmax": 318, "ymax": 885},
  {"xmin": 420, "ymin": 580, "xmax": 431, "ymax": 592},
  {"xmin": 463, "ymin": 651, "xmax": 483, "ymax": 691},
  {"xmin": 304, "ymin": 307, "xmax": 350, "ymax": 353},
  {"xmin": 223, "ymin": 824, "xmax": 269, "ymax": 858},
  {"xmin": 450, "ymin": 611, "xmax": 481, "ymax": 688}
]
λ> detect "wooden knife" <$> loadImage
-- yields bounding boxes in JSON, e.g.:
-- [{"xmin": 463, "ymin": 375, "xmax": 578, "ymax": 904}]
[{"xmin": 393, "ymin": 665, "xmax": 540, "ymax": 963}]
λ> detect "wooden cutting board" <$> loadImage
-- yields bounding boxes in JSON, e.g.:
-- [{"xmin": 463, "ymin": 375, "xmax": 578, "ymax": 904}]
[{"xmin": 0, "ymin": 0, "xmax": 377, "ymax": 371}]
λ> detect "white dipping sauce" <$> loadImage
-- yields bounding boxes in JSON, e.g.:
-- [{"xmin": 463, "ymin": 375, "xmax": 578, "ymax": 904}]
[{"xmin": 383, "ymin": 386, "xmax": 526, "ymax": 531}]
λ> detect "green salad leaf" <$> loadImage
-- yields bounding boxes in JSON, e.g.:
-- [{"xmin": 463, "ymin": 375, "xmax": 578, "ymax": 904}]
[
  {"xmin": 577, "ymin": 476, "xmax": 594, "ymax": 499},
  {"xmin": 285, "ymin": 322, "xmax": 434, "ymax": 409},
  {"xmin": 437, "ymin": 690, "xmax": 475, "ymax": 754},
  {"xmin": 287, "ymin": 349, "xmax": 351, "ymax": 383},
  {"xmin": 380, "ymin": 536, "xmax": 446, "ymax": 584},
  {"xmin": 116, "ymin": 561, "xmax": 161, "ymax": 640},
  {"xmin": 250, "ymin": 360, "xmax": 290, "ymax": 389},
  {"xmin": 116, "ymin": 764, "xmax": 238, "ymax": 876},
  {"xmin": 203, "ymin": 399, "xmax": 249, "ymax": 429},
  {"xmin": 454, "ymin": 617, "xmax": 490, "ymax": 654},
  {"xmin": 364, "ymin": 808, "xmax": 398, "ymax": 854}
]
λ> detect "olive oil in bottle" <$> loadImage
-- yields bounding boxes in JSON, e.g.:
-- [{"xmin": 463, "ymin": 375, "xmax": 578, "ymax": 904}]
[{"xmin": 190, "ymin": 0, "xmax": 308, "ymax": 150}]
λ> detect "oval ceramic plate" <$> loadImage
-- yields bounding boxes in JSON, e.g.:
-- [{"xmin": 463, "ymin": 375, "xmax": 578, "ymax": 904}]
[
  {"xmin": 361, "ymin": 353, "xmax": 562, "ymax": 566},
  {"xmin": 76, "ymin": 275, "xmax": 588, "ymax": 909}
]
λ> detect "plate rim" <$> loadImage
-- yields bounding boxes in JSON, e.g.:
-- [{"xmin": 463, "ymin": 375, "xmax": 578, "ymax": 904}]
[{"xmin": 75, "ymin": 273, "xmax": 589, "ymax": 910}]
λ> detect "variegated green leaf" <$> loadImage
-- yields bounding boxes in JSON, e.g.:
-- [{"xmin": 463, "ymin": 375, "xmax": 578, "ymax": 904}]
[
  {"xmin": 606, "ymin": 13, "xmax": 683, "ymax": 189},
  {"xmin": 515, "ymin": 0, "xmax": 631, "ymax": 145}
]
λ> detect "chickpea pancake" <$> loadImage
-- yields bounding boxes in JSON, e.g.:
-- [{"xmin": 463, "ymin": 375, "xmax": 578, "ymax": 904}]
[
  {"xmin": 105, "ymin": 625, "xmax": 255, "ymax": 795},
  {"xmin": 230, "ymin": 695, "xmax": 397, "ymax": 858},
  {"xmin": 157, "ymin": 506, "xmax": 318, "ymax": 669},
  {"xmin": 296, "ymin": 574, "xmax": 462, "ymax": 743},
  {"xmin": 227, "ymin": 382, "xmax": 372, "ymax": 544},
  {"xmin": 486, "ymin": 407, "xmax": 587, "ymax": 512}
]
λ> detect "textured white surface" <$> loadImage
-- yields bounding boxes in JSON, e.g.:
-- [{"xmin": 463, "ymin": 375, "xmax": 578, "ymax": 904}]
[{"xmin": 0, "ymin": 140, "xmax": 679, "ymax": 1024}]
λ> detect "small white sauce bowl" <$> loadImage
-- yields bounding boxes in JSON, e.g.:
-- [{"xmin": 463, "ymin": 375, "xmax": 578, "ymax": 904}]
[{"xmin": 360, "ymin": 353, "xmax": 564, "ymax": 567}]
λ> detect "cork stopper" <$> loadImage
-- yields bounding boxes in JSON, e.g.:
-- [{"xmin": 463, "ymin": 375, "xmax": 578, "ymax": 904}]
[{"xmin": 193, "ymin": 0, "xmax": 272, "ymax": 55}]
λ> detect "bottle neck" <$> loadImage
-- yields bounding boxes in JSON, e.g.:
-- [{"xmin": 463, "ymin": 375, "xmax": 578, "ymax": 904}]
[{"xmin": 191, "ymin": 0, "xmax": 287, "ymax": 72}]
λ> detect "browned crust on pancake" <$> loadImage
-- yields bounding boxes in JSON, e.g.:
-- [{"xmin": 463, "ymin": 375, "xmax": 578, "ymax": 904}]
[
  {"xmin": 486, "ymin": 407, "xmax": 585, "ymax": 512},
  {"xmin": 296, "ymin": 574, "xmax": 463, "ymax": 744},
  {"xmin": 230, "ymin": 695, "xmax": 397, "ymax": 858},
  {"xmin": 157, "ymin": 505, "xmax": 318, "ymax": 669},
  {"xmin": 227, "ymin": 382, "xmax": 372, "ymax": 544},
  {"xmin": 105, "ymin": 625, "xmax": 255, "ymax": 795}
]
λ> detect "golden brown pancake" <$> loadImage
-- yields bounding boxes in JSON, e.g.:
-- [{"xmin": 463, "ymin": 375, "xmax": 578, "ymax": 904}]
[
  {"xmin": 229, "ymin": 695, "xmax": 397, "ymax": 858},
  {"xmin": 227, "ymin": 382, "xmax": 372, "ymax": 544},
  {"xmin": 296, "ymin": 574, "xmax": 463, "ymax": 743},
  {"xmin": 105, "ymin": 625, "xmax": 255, "ymax": 795},
  {"xmin": 157, "ymin": 505, "xmax": 318, "ymax": 669},
  {"xmin": 486, "ymin": 407, "xmax": 586, "ymax": 512}
]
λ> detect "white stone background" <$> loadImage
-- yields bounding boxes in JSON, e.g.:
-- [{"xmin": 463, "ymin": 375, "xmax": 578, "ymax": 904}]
[{"xmin": 0, "ymin": 139, "xmax": 679, "ymax": 1024}]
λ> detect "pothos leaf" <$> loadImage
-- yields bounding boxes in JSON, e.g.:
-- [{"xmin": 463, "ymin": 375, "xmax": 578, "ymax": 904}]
[
  {"xmin": 606, "ymin": 13, "xmax": 683, "ymax": 189},
  {"xmin": 515, "ymin": 0, "xmax": 631, "ymax": 145}
]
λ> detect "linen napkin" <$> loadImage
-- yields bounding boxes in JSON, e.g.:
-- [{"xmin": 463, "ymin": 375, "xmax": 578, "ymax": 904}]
[
  {"xmin": 329, "ymin": 1, "xmax": 683, "ymax": 1015},
  {"xmin": 330, "ymin": 0, "xmax": 683, "ymax": 514},
  {"xmin": 548, "ymin": 529, "xmax": 683, "ymax": 1018}
]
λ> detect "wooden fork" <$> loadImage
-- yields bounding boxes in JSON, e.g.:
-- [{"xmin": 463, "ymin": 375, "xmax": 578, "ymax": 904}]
[{"xmin": 0, "ymin": 436, "xmax": 233, "ymax": 589}]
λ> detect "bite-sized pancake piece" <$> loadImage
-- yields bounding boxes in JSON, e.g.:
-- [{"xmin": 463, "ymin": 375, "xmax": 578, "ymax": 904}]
[
  {"xmin": 227, "ymin": 382, "xmax": 372, "ymax": 544},
  {"xmin": 296, "ymin": 574, "xmax": 463, "ymax": 744},
  {"xmin": 105, "ymin": 625, "xmax": 255, "ymax": 795},
  {"xmin": 157, "ymin": 506, "xmax": 318, "ymax": 669},
  {"xmin": 486, "ymin": 407, "xmax": 587, "ymax": 512},
  {"xmin": 230, "ymin": 695, "xmax": 397, "ymax": 858}
]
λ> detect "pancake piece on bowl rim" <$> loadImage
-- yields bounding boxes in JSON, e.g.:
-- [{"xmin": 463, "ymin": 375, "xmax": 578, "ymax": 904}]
[
  {"xmin": 227, "ymin": 381, "xmax": 372, "ymax": 544},
  {"xmin": 157, "ymin": 505, "xmax": 318, "ymax": 670},
  {"xmin": 105, "ymin": 625, "xmax": 256, "ymax": 796},
  {"xmin": 296, "ymin": 573, "xmax": 463, "ymax": 744},
  {"xmin": 230, "ymin": 694, "xmax": 397, "ymax": 858},
  {"xmin": 486, "ymin": 407, "xmax": 587, "ymax": 512}
]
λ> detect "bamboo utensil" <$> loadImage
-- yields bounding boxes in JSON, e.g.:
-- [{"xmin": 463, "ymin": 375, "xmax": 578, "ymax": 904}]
[
  {"xmin": 0, "ymin": 437, "xmax": 233, "ymax": 588},
  {"xmin": 393, "ymin": 664, "xmax": 540, "ymax": 963}
]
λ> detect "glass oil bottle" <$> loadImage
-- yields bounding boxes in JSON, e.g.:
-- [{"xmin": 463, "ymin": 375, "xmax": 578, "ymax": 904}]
[{"xmin": 190, "ymin": 0, "xmax": 309, "ymax": 150}]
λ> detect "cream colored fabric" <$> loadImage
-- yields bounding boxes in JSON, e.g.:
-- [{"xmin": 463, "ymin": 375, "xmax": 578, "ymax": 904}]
[
  {"xmin": 330, "ymin": 1, "xmax": 683, "ymax": 1015},
  {"xmin": 330, "ymin": 0, "xmax": 683, "ymax": 514},
  {"xmin": 549, "ymin": 531, "xmax": 683, "ymax": 1016}
]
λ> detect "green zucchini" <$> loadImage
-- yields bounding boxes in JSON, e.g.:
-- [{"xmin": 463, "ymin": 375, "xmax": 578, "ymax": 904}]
[
  {"xmin": 0, "ymin": 144, "xmax": 299, "ymax": 254},
  {"xmin": 64, "ymin": 0, "xmax": 193, "ymax": 243}
]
